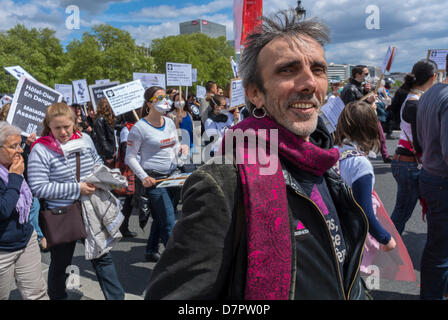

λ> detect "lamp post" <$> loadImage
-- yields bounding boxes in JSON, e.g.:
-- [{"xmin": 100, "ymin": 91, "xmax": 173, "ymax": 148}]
[{"xmin": 295, "ymin": 0, "xmax": 306, "ymax": 21}]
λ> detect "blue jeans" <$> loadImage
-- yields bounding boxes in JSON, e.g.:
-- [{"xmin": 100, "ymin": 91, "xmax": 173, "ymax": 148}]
[
  {"xmin": 145, "ymin": 187, "xmax": 177, "ymax": 254},
  {"xmin": 419, "ymin": 169, "xmax": 448, "ymax": 300},
  {"xmin": 28, "ymin": 198, "xmax": 43, "ymax": 240},
  {"xmin": 48, "ymin": 241, "xmax": 124, "ymax": 300},
  {"xmin": 390, "ymin": 159, "xmax": 420, "ymax": 234}
]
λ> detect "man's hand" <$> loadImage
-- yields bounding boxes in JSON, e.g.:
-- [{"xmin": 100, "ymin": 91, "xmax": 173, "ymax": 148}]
[
  {"xmin": 142, "ymin": 176, "xmax": 157, "ymax": 188},
  {"xmin": 9, "ymin": 155, "xmax": 24, "ymax": 175},
  {"xmin": 364, "ymin": 82, "xmax": 371, "ymax": 92}
]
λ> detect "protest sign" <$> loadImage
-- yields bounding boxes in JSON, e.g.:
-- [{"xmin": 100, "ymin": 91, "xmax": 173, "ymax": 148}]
[
  {"xmin": 229, "ymin": 79, "xmax": 245, "ymax": 109},
  {"xmin": 103, "ymin": 80, "xmax": 145, "ymax": 116},
  {"xmin": 95, "ymin": 79, "xmax": 110, "ymax": 85},
  {"xmin": 427, "ymin": 49, "xmax": 448, "ymax": 71},
  {"xmin": 133, "ymin": 73, "xmax": 166, "ymax": 89},
  {"xmin": 54, "ymin": 84, "xmax": 73, "ymax": 106},
  {"xmin": 192, "ymin": 68, "xmax": 198, "ymax": 83},
  {"xmin": 156, "ymin": 173, "xmax": 191, "ymax": 188},
  {"xmin": 72, "ymin": 79, "xmax": 90, "ymax": 104},
  {"xmin": 320, "ymin": 96, "xmax": 345, "ymax": 133},
  {"xmin": 6, "ymin": 76, "xmax": 62, "ymax": 136},
  {"xmin": 88, "ymin": 81, "xmax": 120, "ymax": 111},
  {"xmin": 4, "ymin": 66, "xmax": 36, "ymax": 81},
  {"xmin": 196, "ymin": 85, "xmax": 206, "ymax": 99},
  {"xmin": 166, "ymin": 62, "xmax": 192, "ymax": 87}
]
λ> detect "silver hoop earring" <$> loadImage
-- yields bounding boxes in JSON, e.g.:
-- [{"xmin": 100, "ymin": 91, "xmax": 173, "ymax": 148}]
[{"xmin": 252, "ymin": 107, "xmax": 266, "ymax": 119}]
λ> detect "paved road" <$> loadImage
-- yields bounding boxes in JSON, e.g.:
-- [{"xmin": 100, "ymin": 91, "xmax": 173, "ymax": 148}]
[{"xmin": 9, "ymin": 131, "xmax": 426, "ymax": 300}]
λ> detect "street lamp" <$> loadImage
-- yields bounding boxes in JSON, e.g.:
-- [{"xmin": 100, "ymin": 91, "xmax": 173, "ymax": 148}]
[{"xmin": 295, "ymin": 0, "xmax": 306, "ymax": 21}]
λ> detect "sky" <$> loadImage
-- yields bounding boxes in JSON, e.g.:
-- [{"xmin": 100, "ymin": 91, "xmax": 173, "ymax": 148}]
[{"xmin": 1, "ymin": 0, "xmax": 447, "ymax": 73}]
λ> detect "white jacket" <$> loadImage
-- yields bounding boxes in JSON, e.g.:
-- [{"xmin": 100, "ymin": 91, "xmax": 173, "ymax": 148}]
[{"xmin": 81, "ymin": 165, "xmax": 127, "ymax": 260}]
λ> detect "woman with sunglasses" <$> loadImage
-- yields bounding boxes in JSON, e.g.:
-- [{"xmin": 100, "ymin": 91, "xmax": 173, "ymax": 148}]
[{"xmin": 125, "ymin": 86, "xmax": 188, "ymax": 262}]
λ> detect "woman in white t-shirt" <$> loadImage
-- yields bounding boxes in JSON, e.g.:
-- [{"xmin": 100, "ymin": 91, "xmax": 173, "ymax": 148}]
[
  {"xmin": 203, "ymin": 95, "xmax": 234, "ymax": 157},
  {"xmin": 125, "ymin": 86, "xmax": 188, "ymax": 263}
]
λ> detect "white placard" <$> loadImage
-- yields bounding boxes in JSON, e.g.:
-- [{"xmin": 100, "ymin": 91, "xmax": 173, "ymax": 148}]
[
  {"xmin": 196, "ymin": 85, "xmax": 206, "ymax": 99},
  {"xmin": 156, "ymin": 173, "xmax": 191, "ymax": 188},
  {"xmin": 192, "ymin": 68, "xmax": 198, "ymax": 83},
  {"xmin": 88, "ymin": 81, "xmax": 120, "ymax": 111},
  {"xmin": 54, "ymin": 84, "xmax": 73, "ymax": 106},
  {"xmin": 428, "ymin": 49, "xmax": 448, "ymax": 71},
  {"xmin": 4, "ymin": 66, "xmax": 36, "ymax": 81},
  {"xmin": 7, "ymin": 76, "xmax": 63, "ymax": 136},
  {"xmin": 72, "ymin": 79, "xmax": 90, "ymax": 104},
  {"xmin": 95, "ymin": 79, "xmax": 110, "ymax": 85},
  {"xmin": 166, "ymin": 62, "xmax": 192, "ymax": 87},
  {"xmin": 230, "ymin": 79, "xmax": 245, "ymax": 109},
  {"xmin": 103, "ymin": 80, "xmax": 145, "ymax": 116},
  {"xmin": 133, "ymin": 73, "xmax": 166, "ymax": 89},
  {"xmin": 320, "ymin": 96, "xmax": 345, "ymax": 133}
]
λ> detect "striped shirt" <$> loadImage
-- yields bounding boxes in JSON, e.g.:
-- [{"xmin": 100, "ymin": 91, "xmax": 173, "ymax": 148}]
[{"xmin": 27, "ymin": 134, "xmax": 102, "ymax": 209}]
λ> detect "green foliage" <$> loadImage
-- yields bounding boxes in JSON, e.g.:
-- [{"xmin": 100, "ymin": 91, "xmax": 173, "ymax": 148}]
[
  {"xmin": 63, "ymin": 24, "xmax": 154, "ymax": 85},
  {"xmin": 0, "ymin": 25, "xmax": 64, "ymax": 93},
  {"xmin": 0, "ymin": 24, "xmax": 234, "ymax": 96},
  {"xmin": 393, "ymin": 80, "xmax": 402, "ymax": 88},
  {"xmin": 151, "ymin": 33, "xmax": 235, "ymax": 92}
]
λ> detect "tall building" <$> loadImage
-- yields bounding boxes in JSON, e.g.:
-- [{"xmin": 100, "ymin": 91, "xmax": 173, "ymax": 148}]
[{"xmin": 179, "ymin": 19, "xmax": 226, "ymax": 39}]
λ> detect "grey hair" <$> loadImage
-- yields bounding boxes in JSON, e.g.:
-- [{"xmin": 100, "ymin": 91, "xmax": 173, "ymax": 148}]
[
  {"xmin": 240, "ymin": 9, "xmax": 331, "ymax": 112},
  {"xmin": 0, "ymin": 121, "xmax": 22, "ymax": 146}
]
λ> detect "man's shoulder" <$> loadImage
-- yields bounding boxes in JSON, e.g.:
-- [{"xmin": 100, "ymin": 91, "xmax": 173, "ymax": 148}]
[{"xmin": 186, "ymin": 162, "xmax": 239, "ymax": 194}]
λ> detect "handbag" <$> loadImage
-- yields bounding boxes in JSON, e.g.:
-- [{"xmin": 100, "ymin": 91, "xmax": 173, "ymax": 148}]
[
  {"xmin": 39, "ymin": 152, "xmax": 87, "ymax": 249},
  {"xmin": 114, "ymin": 165, "xmax": 135, "ymax": 195}
]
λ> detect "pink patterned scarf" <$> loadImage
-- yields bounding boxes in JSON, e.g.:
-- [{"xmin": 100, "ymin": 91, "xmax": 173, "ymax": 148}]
[
  {"xmin": 220, "ymin": 115, "xmax": 339, "ymax": 299},
  {"xmin": 30, "ymin": 131, "xmax": 82, "ymax": 155}
]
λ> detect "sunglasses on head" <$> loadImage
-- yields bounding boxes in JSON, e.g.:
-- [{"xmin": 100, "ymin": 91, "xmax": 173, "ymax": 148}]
[{"xmin": 150, "ymin": 94, "xmax": 169, "ymax": 102}]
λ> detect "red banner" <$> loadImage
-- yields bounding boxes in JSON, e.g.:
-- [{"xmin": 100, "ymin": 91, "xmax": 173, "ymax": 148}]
[{"xmin": 242, "ymin": 0, "xmax": 263, "ymax": 46}]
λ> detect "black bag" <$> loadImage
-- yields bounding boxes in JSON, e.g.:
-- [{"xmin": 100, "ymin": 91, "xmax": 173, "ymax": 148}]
[{"xmin": 39, "ymin": 152, "xmax": 87, "ymax": 249}]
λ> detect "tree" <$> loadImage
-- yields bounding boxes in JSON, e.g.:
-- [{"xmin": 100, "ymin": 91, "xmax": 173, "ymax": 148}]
[
  {"xmin": 150, "ymin": 33, "xmax": 235, "ymax": 92},
  {"xmin": 0, "ymin": 25, "xmax": 64, "ymax": 93},
  {"xmin": 63, "ymin": 25, "xmax": 154, "ymax": 85}
]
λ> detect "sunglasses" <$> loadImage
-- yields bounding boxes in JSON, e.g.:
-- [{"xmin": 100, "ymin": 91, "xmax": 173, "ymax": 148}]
[{"xmin": 150, "ymin": 94, "xmax": 169, "ymax": 102}]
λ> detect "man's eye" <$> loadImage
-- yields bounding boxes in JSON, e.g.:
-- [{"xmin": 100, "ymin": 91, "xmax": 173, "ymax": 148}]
[
  {"xmin": 279, "ymin": 68, "xmax": 293, "ymax": 73},
  {"xmin": 313, "ymin": 67, "xmax": 326, "ymax": 74}
]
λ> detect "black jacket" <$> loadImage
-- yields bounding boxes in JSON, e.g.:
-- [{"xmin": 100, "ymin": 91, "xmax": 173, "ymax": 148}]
[
  {"xmin": 93, "ymin": 116, "xmax": 115, "ymax": 161},
  {"xmin": 146, "ymin": 122, "xmax": 369, "ymax": 300},
  {"xmin": 340, "ymin": 78, "xmax": 368, "ymax": 105}
]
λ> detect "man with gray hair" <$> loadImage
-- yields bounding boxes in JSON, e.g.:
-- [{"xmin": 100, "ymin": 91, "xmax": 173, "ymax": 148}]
[{"xmin": 146, "ymin": 9, "xmax": 368, "ymax": 300}]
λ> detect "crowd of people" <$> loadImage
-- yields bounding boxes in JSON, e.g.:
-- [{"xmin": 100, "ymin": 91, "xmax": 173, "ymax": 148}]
[{"xmin": 1, "ymin": 8, "xmax": 448, "ymax": 301}]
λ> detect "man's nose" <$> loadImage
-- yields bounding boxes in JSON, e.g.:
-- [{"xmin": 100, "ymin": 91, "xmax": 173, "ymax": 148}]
[{"xmin": 295, "ymin": 67, "xmax": 317, "ymax": 94}]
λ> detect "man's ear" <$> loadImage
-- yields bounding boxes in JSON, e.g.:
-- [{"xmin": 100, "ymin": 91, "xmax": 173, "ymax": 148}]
[{"xmin": 245, "ymin": 83, "xmax": 265, "ymax": 108}]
